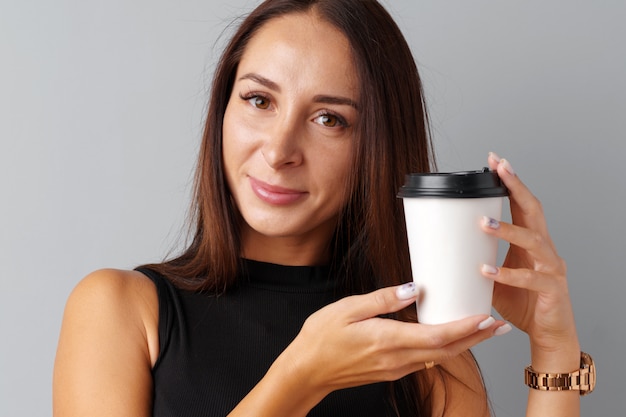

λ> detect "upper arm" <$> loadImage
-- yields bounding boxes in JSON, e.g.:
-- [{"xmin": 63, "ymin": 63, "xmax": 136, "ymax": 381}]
[{"xmin": 53, "ymin": 269, "xmax": 159, "ymax": 417}]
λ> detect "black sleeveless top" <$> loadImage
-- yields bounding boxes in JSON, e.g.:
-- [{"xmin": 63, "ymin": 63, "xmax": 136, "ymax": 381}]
[{"xmin": 137, "ymin": 260, "xmax": 402, "ymax": 416}]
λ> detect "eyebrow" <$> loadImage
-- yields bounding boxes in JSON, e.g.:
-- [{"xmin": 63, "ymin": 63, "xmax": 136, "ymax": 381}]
[
  {"xmin": 238, "ymin": 72, "xmax": 358, "ymax": 110},
  {"xmin": 313, "ymin": 95, "xmax": 358, "ymax": 110},
  {"xmin": 238, "ymin": 73, "xmax": 281, "ymax": 92}
]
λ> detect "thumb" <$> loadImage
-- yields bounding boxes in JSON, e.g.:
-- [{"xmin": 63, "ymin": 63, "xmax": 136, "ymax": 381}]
[{"xmin": 344, "ymin": 283, "xmax": 418, "ymax": 322}]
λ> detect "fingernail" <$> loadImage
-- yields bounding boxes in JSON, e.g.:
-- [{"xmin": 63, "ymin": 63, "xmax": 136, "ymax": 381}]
[
  {"xmin": 396, "ymin": 282, "xmax": 417, "ymax": 300},
  {"xmin": 488, "ymin": 152, "xmax": 501, "ymax": 163},
  {"xmin": 500, "ymin": 158, "xmax": 515, "ymax": 176},
  {"xmin": 478, "ymin": 316, "xmax": 496, "ymax": 330},
  {"xmin": 494, "ymin": 323, "xmax": 513, "ymax": 336},
  {"xmin": 482, "ymin": 216, "xmax": 500, "ymax": 229},
  {"xmin": 482, "ymin": 264, "xmax": 499, "ymax": 275}
]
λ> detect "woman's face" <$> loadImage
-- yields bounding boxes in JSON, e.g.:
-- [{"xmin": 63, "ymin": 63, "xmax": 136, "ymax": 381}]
[{"xmin": 222, "ymin": 12, "xmax": 358, "ymax": 265}]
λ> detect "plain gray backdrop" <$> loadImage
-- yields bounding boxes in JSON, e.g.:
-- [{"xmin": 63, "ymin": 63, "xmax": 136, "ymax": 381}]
[{"xmin": 1, "ymin": 0, "xmax": 624, "ymax": 415}]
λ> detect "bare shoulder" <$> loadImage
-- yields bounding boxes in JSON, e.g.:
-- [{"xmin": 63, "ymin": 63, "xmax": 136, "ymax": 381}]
[
  {"xmin": 53, "ymin": 268, "xmax": 159, "ymax": 417},
  {"xmin": 67, "ymin": 269, "xmax": 157, "ymax": 337},
  {"xmin": 71, "ymin": 268, "xmax": 156, "ymax": 304},
  {"xmin": 62, "ymin": 267, "xmax": 160, "ymax": 362}
]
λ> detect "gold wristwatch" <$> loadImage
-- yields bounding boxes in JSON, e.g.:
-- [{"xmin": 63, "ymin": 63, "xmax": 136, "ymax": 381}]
[{"xmin": 525, "ymin": 351, "xmax": 596, "ymax": 396}]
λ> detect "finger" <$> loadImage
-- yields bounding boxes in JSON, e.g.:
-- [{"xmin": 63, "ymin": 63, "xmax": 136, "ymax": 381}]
[
  {"xmin": 342, "ymin": 284, "xmax": 418, "ymax": 322},
  {"xmin": 394, "ymin": 320, "xmax": 510, "ymax": 373},
  {"xmin": 487, "ymin": 152, "xmax": 548, "ymax": 232},
  {"xmin": 482, "ymin": 216, "xmax": 559, "ymax": 266},
  {"xmin": 487, "ymin": 151, "xmax": 500, "ymax": 171},
  {"xmin": 482, "ymin": 263, "xmax": 563, "ymax": 294},
  {"xmin": 371, "ymin": 314, "xmax": 500, "ymax": 351}
]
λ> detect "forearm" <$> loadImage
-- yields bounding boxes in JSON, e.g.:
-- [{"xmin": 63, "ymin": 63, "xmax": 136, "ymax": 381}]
[
  {"xmin": 227, "ymin": 348, "xmax": 327, "ymax": 417},
  {"xmin": 525, "ymin": 342, "xmax": 581, "ymax": 417}
]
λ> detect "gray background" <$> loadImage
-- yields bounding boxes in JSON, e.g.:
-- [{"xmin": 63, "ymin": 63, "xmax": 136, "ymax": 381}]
[{"xmin": 1, "ymin": 0, "xmax": 624, "ymax": 415}]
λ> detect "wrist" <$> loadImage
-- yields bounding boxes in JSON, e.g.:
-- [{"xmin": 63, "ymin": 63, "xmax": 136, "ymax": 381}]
[
  {"xmin": 268, "ymin": 346, "xmax": 330, "ymax": 413},
  {"xmin": 229, "ymin": 346, "xmax": 327, "ymax": 417},
  {"xmin": 530, "ymin": 340, "xmax": 580, "ymax": 373}
]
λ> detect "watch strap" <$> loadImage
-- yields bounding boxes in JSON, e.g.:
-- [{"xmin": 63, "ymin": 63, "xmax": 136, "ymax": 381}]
[{"xmin": 524, "ymin": 351, "xmax": 595, "ymax": 396}]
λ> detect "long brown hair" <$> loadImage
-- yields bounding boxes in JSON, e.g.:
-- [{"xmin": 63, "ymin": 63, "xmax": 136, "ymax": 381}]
[{"xmin": 144, "ymin": 1, "xmax": 487, "ymax": 415}]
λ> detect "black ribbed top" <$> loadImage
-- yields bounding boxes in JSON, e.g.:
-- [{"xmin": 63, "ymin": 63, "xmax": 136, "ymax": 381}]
[{"xmin": 137, "ymin": 260, "xmax": 400, "ymax": 416}]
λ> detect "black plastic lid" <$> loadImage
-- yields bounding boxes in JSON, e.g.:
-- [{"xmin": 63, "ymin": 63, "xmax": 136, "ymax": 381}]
[{"xmin": 397, "ymin": 168, "xmax": 508, "ymax": 198}]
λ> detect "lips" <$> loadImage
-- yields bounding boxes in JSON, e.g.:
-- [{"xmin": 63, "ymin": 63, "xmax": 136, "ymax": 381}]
[{"xmin": 248, "ymin": 176, "xmax": 307, "ymax": 205}]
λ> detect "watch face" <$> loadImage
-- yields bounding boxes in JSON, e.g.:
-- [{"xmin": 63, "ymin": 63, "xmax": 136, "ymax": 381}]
[{"xmin": 580, "ymin": 352, "xmax": 596, "ymax": 396}]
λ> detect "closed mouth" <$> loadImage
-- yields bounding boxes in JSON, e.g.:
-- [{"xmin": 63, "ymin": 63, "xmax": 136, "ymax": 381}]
[{"xmin": 248, "ymin": 176, "xmax": 307, "ymax": 205}]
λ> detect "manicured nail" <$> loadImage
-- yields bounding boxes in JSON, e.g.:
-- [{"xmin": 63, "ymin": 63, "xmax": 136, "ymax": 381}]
[
  {"xmin": 478, "ymin": 316, "xmax": 496, "ymax": 330},
  {"xmin": 396, "ymin": 282, "xmax": 418, "ymax": 300},
  {"xmin": 488, "ymin": 152, "xmax": 501, "ymax": 163},
  {"xmin": 494, "ymin": 323, "xmax": 513, "ymax": 336},
  {"xmin": 482, "ymin": 216, "xmax": 500, "ymax": 229},
  {"xmin": 482, "ymin": 264, "xmax": 499, "ymax": 275},
  {"xmin": 500, "ymin": 158, "xmax": 515, "ymax": 176}
]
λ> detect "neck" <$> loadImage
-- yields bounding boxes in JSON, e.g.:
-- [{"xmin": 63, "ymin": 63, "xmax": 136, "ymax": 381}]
[{"xmin": 240, "ymin": 228, "xmax": 333, "ymax": 266}]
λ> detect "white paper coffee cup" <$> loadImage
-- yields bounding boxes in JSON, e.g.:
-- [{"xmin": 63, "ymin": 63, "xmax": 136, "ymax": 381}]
[{"xmin": 398, "ymin": 168, "xmax": 508, "ymax": 324}]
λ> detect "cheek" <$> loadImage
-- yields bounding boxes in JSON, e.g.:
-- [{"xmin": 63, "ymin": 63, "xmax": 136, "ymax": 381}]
[
  {"xmin": 223, "ymin": 103, "xmax": 257, "ymax": 158},
  {"xmin": 222, "ymin": 101, "xmax": 241, "ymax": 147},
  {"xmin": 317, "ymin": 148, "xmax": 353, "ymax": 204},
  {"xmin": 221, "ymin": 105, "xmax": 243, "ymax": 185}
]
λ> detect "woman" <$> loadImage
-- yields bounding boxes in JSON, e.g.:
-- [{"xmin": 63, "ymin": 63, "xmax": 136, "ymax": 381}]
[{"xmin": 53, "ymin": 0, "xmax": 587, "ymax": 416}]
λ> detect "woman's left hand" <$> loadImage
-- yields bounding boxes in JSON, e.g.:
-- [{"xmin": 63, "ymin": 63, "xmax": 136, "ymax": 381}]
[{"xmin": 481, "ymin": 153, "xmax": 579, "ymax": 357}]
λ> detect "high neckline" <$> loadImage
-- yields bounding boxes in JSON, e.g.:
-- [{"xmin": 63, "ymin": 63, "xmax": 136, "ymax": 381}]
[{"xmin": 240, "ymin": 259, "xmax": 335, "ymax": 292}]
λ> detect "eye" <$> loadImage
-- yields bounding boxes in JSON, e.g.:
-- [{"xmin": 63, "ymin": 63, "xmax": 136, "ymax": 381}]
[
  {"xmin": 239, "ymin": 92, "xmax": 271, "ymax": 110},
  {"xmin": 313, "ymin": 112, "xmax": 347, "ymax": 128},
  {"xmin": 250, "ymin": 96, "xmax": 270, "ymax": 110}
]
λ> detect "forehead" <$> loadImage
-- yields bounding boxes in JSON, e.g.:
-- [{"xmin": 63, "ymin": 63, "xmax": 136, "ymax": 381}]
[{"xmin": 237, "ymin": 12, "xmax": 358, "ymax": 97}]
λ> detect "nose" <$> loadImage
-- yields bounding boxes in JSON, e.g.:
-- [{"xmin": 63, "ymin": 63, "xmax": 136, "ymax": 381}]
[{"xmin": 261, "ymin": 115, "xmax": 304, "ymax": 169}]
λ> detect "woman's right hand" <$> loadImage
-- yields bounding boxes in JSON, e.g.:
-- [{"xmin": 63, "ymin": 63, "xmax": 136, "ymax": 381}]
[
  {"xmin": 230, "ymin": 283, "xmax": 509, "ymax": 417},
  {"xmin": 285, "ymin": 283, "xmax": 507, "ymax": 392}
]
